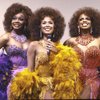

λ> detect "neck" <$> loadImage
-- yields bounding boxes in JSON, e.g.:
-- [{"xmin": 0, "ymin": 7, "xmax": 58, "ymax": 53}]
[
  {"xmin": 80, "ymin": 28, "xmax": 92, "ymax": 35},
  {"xmin": 43, "ymin": 34, "xmax": 52, "ymax": 40},
  {"xmin": 12, "ymin": 29, "xmax": 24, "ymax": 35},
  {"xmin": 43, "ymin": 36, "xmax": 48, "ymax": 40},
  {"xmin": 81, "ymin": 33, "xmax": 91, "ymax": 36}
]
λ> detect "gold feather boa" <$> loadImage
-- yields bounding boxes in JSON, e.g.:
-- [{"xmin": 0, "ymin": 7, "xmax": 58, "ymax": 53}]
[
  {"xmin": 8, "ymin": 43, "xmax": 83, "ymax": 99},
  {"xmin": 51, "ymin": 43, "xmax": 83, "ymax": 99}
]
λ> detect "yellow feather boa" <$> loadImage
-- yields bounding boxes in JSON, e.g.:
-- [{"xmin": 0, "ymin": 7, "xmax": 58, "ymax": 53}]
[
  {"xmin": 8, "ymin": 43, "xmax": 83, "ymax": 99},
  {"xmin": 50, "ymin": 43, "xmax": 83, "ymax": 99},
  {"xmin": 8, "ymin": 69, "xmax": 41, "ymax": 99}
]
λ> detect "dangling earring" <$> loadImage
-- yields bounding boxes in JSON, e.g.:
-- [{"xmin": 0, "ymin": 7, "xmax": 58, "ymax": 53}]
[
  {"xmin": 40, "ymin": 30, "xmax": 43, "ymax": 38},
  {"xmin": 52, "ymin": 33, "xmax": 55, "ymax": 38},
  {"xmin": 90, "ymin": 27, "xmax": 93, "ymax": 34},
  {"xmin": 78, "ymin": 26, "xmax": 80, "ymax": 35}
]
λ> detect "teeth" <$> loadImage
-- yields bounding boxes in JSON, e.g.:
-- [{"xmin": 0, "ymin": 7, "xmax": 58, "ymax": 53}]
[
  {"xmin": 82, "ymin": 23, "xmax": 88, "ymax": 26},
  {"xmin": 45, "ymin": 29, "xmax": 50, "ymax": 31},
  {"xmin": 14, "ymin": 25, "xmax": 19, "ymax": 26},
  {"xmin": 14, "ymin": 24, "xmax": 20, "ymax": 27},
  {"xmin": 45, "ymin": 28, "xmax": 51, "ymax": 31}
]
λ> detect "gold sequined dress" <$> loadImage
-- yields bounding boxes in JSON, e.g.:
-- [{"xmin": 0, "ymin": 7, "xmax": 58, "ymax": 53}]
[{"xmin": 8, "ymin": 43, "xmax": 83, "ymax": 99}]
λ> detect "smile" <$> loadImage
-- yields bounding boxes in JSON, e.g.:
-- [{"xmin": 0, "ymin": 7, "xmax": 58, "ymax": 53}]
[{"xmin": 82, "ymin": 23, "xmax": 89, "ymax": 27}]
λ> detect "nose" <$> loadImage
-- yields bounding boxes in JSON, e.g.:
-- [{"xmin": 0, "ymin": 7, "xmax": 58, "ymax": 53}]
[
  {"xmin": 45, "ymin": 22, "xmax": 51, "ymax": 26},
  {"xmin": 45, "ymin": 24, "xmax": 49, "ymax": 27},
  {"xmin": 82, "ymin": 19, "xmax": 87, "ymax": 23}
]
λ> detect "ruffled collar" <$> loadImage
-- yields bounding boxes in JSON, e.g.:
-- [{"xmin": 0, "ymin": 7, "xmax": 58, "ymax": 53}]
[{"xmin": 11, "ymin": 30, "xmax": 27, "ymax": 43}]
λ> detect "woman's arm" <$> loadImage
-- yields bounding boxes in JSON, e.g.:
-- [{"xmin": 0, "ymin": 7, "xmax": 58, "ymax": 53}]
[
  {"xmin": 0, "ymin": 33, "xmax": 9, "ymax": 48},
  {"xmin": 27, "ymin": 41, "xmax": 37, "ymax": 72}
]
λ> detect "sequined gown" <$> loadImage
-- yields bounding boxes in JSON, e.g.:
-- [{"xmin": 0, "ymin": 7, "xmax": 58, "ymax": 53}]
[
  {"xmin": 75, "ymin": 46, "xmax": 100, "ymax": 99},
  {"xmin": 0, "ymin": 45, "xmax": 27, "ymax": 100},
  {"xmin": 66, "ymin": 40, "xmax": 100, "ymax": 99},
  {"xmin": 8, "ymin": 43, "xmax": 83, "ymax": 99}
]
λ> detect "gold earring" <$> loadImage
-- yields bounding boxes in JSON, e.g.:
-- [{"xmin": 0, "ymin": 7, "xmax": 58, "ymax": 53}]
[
  {"xmin": 78, "ymin": 26, "xmax": 80, "ymax": 34},
  {"xmin": 90, "ymin": 27, "xmax": 93, "ymax": 34}
]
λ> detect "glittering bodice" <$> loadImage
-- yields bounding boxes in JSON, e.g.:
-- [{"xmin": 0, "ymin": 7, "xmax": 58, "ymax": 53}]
[
  {"xmin": 74, "ymin": 46, "xmax": 100, "ymax": 69},
  {"xmin": 74, "ymin": 46, "xmax": 100, "ymax": 83},
  {"xmin": 35, "ymin": 52, "xmax": 48, "ymax": 67},
  {"xmin": 6, "ymin": 45, "xmax": 27, "ymax": 67},
  {"xmin": 35, "ymin": 51, "xmax": 51, "ymax": 77}
]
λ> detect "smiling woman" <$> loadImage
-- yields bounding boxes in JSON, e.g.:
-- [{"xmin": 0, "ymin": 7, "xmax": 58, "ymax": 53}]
[
  {"xmin": 78, "ymin": 14, "xmax": 91, "ymax": 30},
  {"xmin": 0, "ymin": 3, "xmax": 32, "ymax": 100},
  {"xmin": 64, "ymin": 7, "xmax": 100, "ymax": 99},
  {"xmin": 41, "ymin": 16, "xmax": 54, "ymax": 35},
  {"xmin": 11, "ymin": 13, "xmax": 25, "ymax": 30}
]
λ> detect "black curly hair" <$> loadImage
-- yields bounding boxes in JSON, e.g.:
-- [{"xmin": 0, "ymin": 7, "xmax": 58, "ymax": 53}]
[
  {"xmin": 29, "ymin": 7, "xmax": 66, "ymax": 42},
  {"xmin": 69, "ymin": 7, "xmax": 100, "ymax": 37},
  {"xmin": 3, "ymin": 3, "xmax": 32, "ymax": 39}
]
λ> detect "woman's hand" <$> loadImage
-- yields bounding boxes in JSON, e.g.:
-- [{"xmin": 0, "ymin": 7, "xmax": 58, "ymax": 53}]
[{"xmin": 45, "ymin": 40, "xmax": 57, "ymax": 53}]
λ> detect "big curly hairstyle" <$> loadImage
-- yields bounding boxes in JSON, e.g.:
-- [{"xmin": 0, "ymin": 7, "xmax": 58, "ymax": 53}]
[
  {"xmin": 29, "ymin": 7, "xmax": 66, "ymax": 42},
  {"xmin": 69, "ymin": 7, "xmax": 100, "ymax": 37},
  {"xmin": 3, "ymin": 3, "xmax": 32, "ymax": 38}
]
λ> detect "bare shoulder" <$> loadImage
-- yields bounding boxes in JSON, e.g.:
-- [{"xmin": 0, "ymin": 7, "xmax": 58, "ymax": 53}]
[
  {"xmin": 68, "ymin": 37, "xmax": 76, "ymax": 42},
  {"xmin": 63, "ymin": 37, "xmax": 76, "ymax": 45},
  {"xmin": 29, "ymin": 41, "xmax": 39, "ymax": 47},
  {"xmin": 0, "ymin": 33, "xmax": 10, "ymax": 41},
  {"xmin": 98, "ymin": 36, "xmax": 100, "ymax": 41},
  {"xmin": 97, "ymin": 37, "xmax": 100, "ymax": 46},
  {"xmin": 28, "ymin": 41, "xmax": 39, "ymax": 51},
  {"xmin": 95, "ymin": 37, "xmax": 100, "ymax": 42}
]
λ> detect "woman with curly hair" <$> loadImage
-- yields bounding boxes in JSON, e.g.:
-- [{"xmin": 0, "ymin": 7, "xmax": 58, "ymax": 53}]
[
  {"xmin": 0, "ymin": 3, "xmax": 32, "ymax": 100},
  {"xmin": 8, "ymin": 7, "xmax": 83, "ymax": 99},
  {"xmin": 64, "ymin": 7, "xmax": 100, "ymax": 99}
]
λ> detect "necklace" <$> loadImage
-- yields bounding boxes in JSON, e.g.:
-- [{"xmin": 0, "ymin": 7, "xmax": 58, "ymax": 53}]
[
  {"xmin": 76, "ymin": 34, "xmax": 94, "ymax": 46},
  {"xmin": 11, "ymin": 30, "xmax": 27, "ymax": 43}
]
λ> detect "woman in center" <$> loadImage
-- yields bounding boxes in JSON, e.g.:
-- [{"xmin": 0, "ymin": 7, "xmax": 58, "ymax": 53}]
[{"xmin": 8, "ymin": 7, "xmax": 82, "ymax": 99}]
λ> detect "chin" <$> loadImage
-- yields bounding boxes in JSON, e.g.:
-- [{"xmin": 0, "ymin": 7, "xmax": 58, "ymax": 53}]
[{"xmin": 44, "ymin": 32, "xmax": 52, "ymax": 35}]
